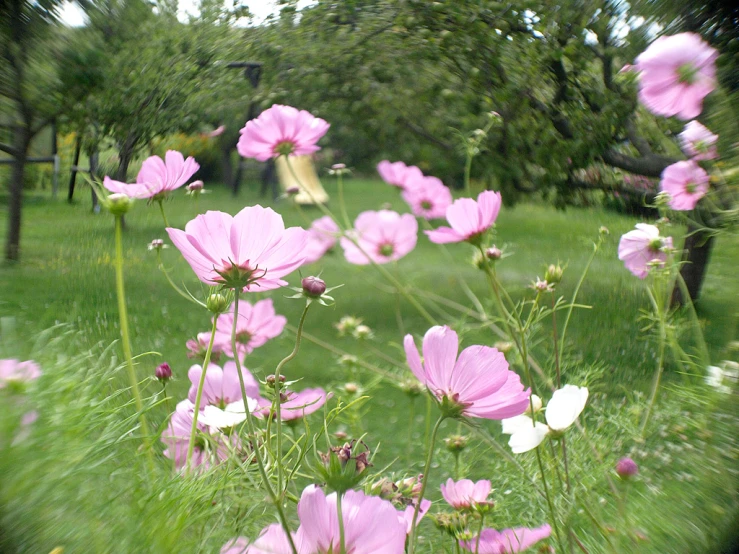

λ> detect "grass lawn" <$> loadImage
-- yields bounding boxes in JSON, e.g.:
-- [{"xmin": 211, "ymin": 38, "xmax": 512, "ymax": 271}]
[{"xmin": 0, "ymin": 178, "xmax": 737, "ymax": 553}]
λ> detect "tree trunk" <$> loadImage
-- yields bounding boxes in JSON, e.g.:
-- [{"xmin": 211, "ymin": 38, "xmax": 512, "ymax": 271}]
[
  {"xmin": 671, "ymin": 225, "xmax": 714, "ymax": 307},
  {"xmin": 220, "ymin": 142, "xmax": 234, "ymax": 192},
  {"xmin": 4, "ymin": 129, "xmax": 30, "ymax": 261},
  {"xmin": 116, "ymin": 133, "xmax": 138, "ymax": 181},
  {"xmin": 67, "ymin": 134, "xmax": 82, "ymax": 203}
]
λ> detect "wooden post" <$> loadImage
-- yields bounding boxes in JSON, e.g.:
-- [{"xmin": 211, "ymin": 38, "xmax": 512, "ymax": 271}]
[{"xmin": 67, "ymin": 134, "xmax": 82, "ymax": 203}]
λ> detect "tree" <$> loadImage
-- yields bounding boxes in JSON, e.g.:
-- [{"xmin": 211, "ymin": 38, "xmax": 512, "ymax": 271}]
[{"xmin": 1, "ymin": 0, "xmax": 89, "ymax": 260}]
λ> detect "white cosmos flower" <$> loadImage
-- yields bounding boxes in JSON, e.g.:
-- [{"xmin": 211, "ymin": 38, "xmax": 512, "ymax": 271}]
[
  {"xmin": 545, "ymin": 385, "xmax": 588, "ymax": 432},
  {"xmin": 524, "ymin": 394, "xmax": 543, "ymax": 415},
  {"xmin": 501, "ymin": 415, "xmax": 550, "ymax": 454},
  {"xmin": 199, "ymin": 398, "xmax": 259, "ymax": 430},
  {"xmin": 502, "ymin": 385, "xmax": 589, "ymax": 454}
]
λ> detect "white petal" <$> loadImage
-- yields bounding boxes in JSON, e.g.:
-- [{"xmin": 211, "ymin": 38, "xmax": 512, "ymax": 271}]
[
  {"xmin": 508, "ymin": 423, "xmax": 549, "ymax": 454},
  {"xmin": 501, "ymin": 415, "xmax": 534, "ymax": 435},
  {"xmin": 545, "ymin": 385, "xmax": 589, "ymax": 431}
]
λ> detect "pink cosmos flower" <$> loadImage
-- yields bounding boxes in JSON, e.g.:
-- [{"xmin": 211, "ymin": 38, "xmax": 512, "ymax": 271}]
[
  {"xmin": 398, "ymin": 499, "xmax": 432, "ymax": 535},
  {"xmin": 0, "ymin": 359, "xmax": 41, "ymax": 388},
  {"xmin": 213, "ymin": 298, "xmax": 287, "ymax": 359},
  {"xmin": 341, "ymin": 210, "xmax": 418, "ymax": 265},
  {"xmin": 161, "ymin": 400, "xmax": 233, "ymax": 471},
  {"xmin": 401, "ymin": 175, "xmax": 453, "ymax": 220},
  {"xmin": 618, "ymin": 224, "xmax": 673, "ymax": 279},
  {"xmin": 660, "ymin": 160, "xmax": 710, "ymax": 210},
  {"xmin": 302, "ymin": 216, "xmax": 341, "ymax": 265},
  {"xmin": 237, "ymin": 105, "xmax": 330, "ymax": 162},
  {"xmin": 425, "ymin": 190, "xmax": 502, "ymax": 244},
  {"xmin": 404, "ymin": 326, "xmax": 530, "ymax": 420},
  {"xmin": 459, "ymin": 524, "xmax": 552, "ymax": 553},
  {"xmin": 220, "ymin": 537, "xmax": 249, "ymax": 554},
  {"xmin": 231, "ymin": 485, "xmax": 407, "ymax": 554},
  {"xmin": 186, "ymin": 332, "xmax": 224, "ymax": 363},
  {"xmin": 166, "ymin": 206, "xmax": 308, "ymax": 290},
  {"xmin": 441, "ymin": 478, "xmax": 493, "ymax": 510},
  {"xmin": 103, "ymin": 150, "xmax": 199, "ymax": 200},
  {"xmin": 260, "ymin": 388, "xmax": 331, "ymax": 421},
  {"xmin": 187, "ymin": 361, "xmax": 261, "ymax": 408},
  {"xmin": 634, "ymin": 33, "xmax": 718, "ymax": 120},
  {"xmin": 679, "ymin": 121, "xmax": 718, "ymax": 160},
  {"xmin": 377, "ymin": 160, "xmax": 424, "ymax": 190}
]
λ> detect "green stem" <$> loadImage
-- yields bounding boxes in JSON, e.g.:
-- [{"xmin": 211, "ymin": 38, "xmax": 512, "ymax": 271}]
[
  {"xmin": 114, "ymin": 215, "xmax": 153, "ymax": 469},
  {"xmin": 559, "ymin": 237, "xmax": 602, "ymax": 362},
  {"xmin": 463, "ymin": 150, "xmax": 473, "ymax": 197},
  {"xmin": 674, "ymin": 269, "xmax": 711, "ymax": 368},
  {"xmin": 273, "ymin": 302, "xmax": 312, "ymax": 495},
  {"xmin": 407, "ymin": 397, "xmax": 415, "ymax": 464},
  {"xmin": 155, "ymin": 250, "xmax": 206, "ymax": 307},
  {"xmin": 408, "ymin": 415, "xmax": 445, "ymax": 554},
  {"xmin": 337, "ymin": 492, "xmax": 347, "ymax": 554},
  {"xmin": 186, "ymin": 315, "xmax": 218, "ymax": 472},
  {"xmin": 231, "ymin": 289, "xmax": 298, "ymax": 554},
  {"xmin": 535, "ymin": 446, "xmax": 566, "ymax": 554},
  {"xmin": 551, "ymin": 292, "xmax": 562, "ymax": 387},
  {"xmin": 157, "ymin": 198, "xmax": 170, "ymax": 228},
  {"xmin": 475, "ymin": 512, "xmax": 485, "ymax": 554},
  {"xmin": 336, "ymin": 172, "xmax": 351, "ymax": 229}
]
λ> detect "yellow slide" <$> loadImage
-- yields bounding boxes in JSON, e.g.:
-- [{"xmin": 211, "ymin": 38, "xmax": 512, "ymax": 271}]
[{"xmin": 276, "ymin": 155, "xmax": 329, "ymax": 205}]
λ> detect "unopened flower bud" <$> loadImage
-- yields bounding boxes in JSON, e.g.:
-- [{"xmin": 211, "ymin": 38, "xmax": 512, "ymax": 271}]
[
  {"xmin": 599, "ymin": 226, "xmax": 610, "ymax": 236},
  {"xmin": 335, "ymin": 316, "xmax": 362, "ymax": 336},
  {"xmin": 532, "ymin": 278, "xmax": 553, "ymax": 292},
  {"xmin": 107, "ymin": 193, "xmax": 133, "ymax": 216},
  {"xmin": 444, "ymin": 435, "xmax": 469, "ymax": 454},
  {"xmin": 206, "ymin": 292, "xmax": 229, "ymax": 314},
  {"xmin": 344, "ymin": 382, "xmax": 359, "ymax": 394},
  {"xmin": 616, "ymin": 457, "xmax": 639, "ymax": 479},
  {"xmin": 186, "ymin": 180, "xmax": 204, "ymax": 195},
  {"xmin": 488, "ymin": 111, "xmax": 502, "ymax": 122},
  {"xmin": 339, "ymin": 354, "xmax": 358, "ymax": 366},
  {"xmin": 286, "ymin": 185, "xmax": 300, "ymax": 196},
  {"xmin": 524, "ymin": 394, "xmax": 543, "ymax": 414},
  {"xmin": 544, "ymin": 263, "xmax": 563, "ymax": 285},
  {"xmin": 493, "ymin": 341, "xmax": 514, "ymax": 355},
  {"xmin": 352, "ymin": 324, "xmax": 373, "ymax": 340},
  {"xmin": 400, "ymin": 379, "xmax": 425, "ymax": 397},
  {"xmin": 302, "ymin": 276, "xmax": 326, "ymax": 297},
  {"xmin": 148, "ymin": 239, "xmax": 167, "ymax": 251},
  {"xmin": 486, "ymin": 246, "xmax": 502, "ymax": 260},
  {"xmin": 266, "ymin": 374, "xmax": 286, "ymax": 388},
  {"xmin": 335, "ymin": 431, "xmax": 348, "ymax": 441},
  {"xmin": 654, "ymin": 191, "xmax": 672, "ymax": 207},
  {"xmin": 156, "ymin": 362, "xmax": 172, "ymax": 381}
]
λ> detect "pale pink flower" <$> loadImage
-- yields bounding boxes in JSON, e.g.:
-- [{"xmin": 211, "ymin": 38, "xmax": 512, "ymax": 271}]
[
  {"xmin": 618, "ymin": 224, "xmax": 673, "ymax": 279},
  {"xmin": 161, "ymin": 400, "xmax": 232, "ymax": 471},
  {"xmin": 187, "ymin": 361, "xmax": 261, "ymax": 408},
  {"xmin": 401, "ymin": 175, "xmax": 453, "ymax": 220},
  {"xmin": 166, "ymin": 206, "xmax": 308, "ymax": 290},
  {"xmin": 441, "ymin": 478, "xmax": 492, "ymax": 510},
  {"xmin": 634, "ymin": 33, "xmax": 718, "ymax": 120},
  {"xmin": 426, "ymin": 190, "xmax": 502, "ymax": 244},
  {"xmin": 460, "ymin": 524, "xmax": 552, "ymax": 553},
  {"xmin": 214, "ymin": 298, "xmax": 287, "ymax": 359},
  {"xmin": 404, "ymin": 326, "xmax": 530, "ymax": 420},
  {"xmin": 0, "ymin": 359, "xmax": 41, "ymax": 388},
  {"xmin": 103, "ymin": 151, "xmax": 200, "ymax": 200},
  {"xmin": 660, "ymin": 160, "xmax": 710, "ymax": 210},
  {"xmin": 341, "ymin": 210, "xmax": 418, "ymax": 265},
  {"xmin": 302, "ymin": 216, "xmax": 341, "ymax": 265},
  {"xmin": 220, "ymin": 536, "xmax": 249, "ymax": 554},
  {"xmin": 237, "ymin": 105, "xmax": 330, "ymax": 162},
  {"xmin": 398, "ymin": 499, "xmax": 432, "ymax": 534},
  {"xmin": 679, "ymin": 121, "xmax": 718, "ymax": 160},
  {"xmin": 186, "ymin": 331, "xmax": 224, "ymax": 363},
  {"xmin": 260, "ymin": 388, "xmax": 332, "ymax": 421},
  {"xmin": 377, "ymin": 160, "xmax": 424, "ymax": 190},
  {"xmin": 235, "ymin": 485, "xmax": 407, "ymax": 554}
]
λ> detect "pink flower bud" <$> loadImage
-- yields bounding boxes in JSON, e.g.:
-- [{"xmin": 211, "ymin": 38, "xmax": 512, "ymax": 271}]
[
  {"xmin": 486, "ymin": 246, "xmax": 502, "ymax": 260},
  {"xmin": 156, "ymin": 362, "xmax": 172, "ymax": 381},
  {"xmin": 616, "ymin": 457, "xmax": 639, "ymax": 478},
  {"xmin": 302, "ymin": 276, "xmax": 326, "ymax": 297}
]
